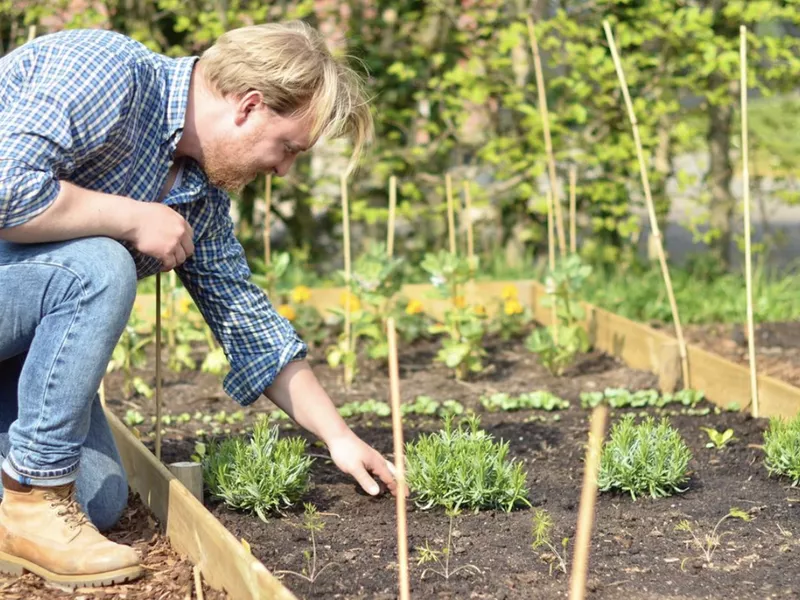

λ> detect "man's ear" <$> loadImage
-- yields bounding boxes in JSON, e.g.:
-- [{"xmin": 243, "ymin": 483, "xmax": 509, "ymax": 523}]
[{"xmin": 234, "ymin": 90, "xmax": 265, "ymax": 126}]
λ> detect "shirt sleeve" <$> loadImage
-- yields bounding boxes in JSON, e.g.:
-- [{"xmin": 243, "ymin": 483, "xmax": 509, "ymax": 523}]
[
  {"xmin": 176, "ymin": 193, "xmax": 308, "ymax": 407},
  {"xmin": 0, "ymin": 50, "xmax": 133, "ymax": 229}
]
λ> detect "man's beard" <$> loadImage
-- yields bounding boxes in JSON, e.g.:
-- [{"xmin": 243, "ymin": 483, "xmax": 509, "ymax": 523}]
[{"xmin": 200, "ymin": 138, "xmax": 259, "ymax": 194}]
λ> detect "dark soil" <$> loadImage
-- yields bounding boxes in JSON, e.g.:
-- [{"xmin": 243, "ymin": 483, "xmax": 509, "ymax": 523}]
[
  {"xmin": 104, "ymin": 332, "xmax": 800, "ymax": 600},
  {"xmin": 0, "ymin": 491, "xmax": 227, "ymax": 600}
]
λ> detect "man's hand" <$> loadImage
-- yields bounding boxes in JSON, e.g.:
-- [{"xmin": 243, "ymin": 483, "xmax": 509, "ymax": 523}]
[
  {"xmin": 326, "ymin": 430, "xmax": 403, "ymax": 497},
  {"xmin": 126, "ymin": 202, "xmax": 194, "ymax": 271}
]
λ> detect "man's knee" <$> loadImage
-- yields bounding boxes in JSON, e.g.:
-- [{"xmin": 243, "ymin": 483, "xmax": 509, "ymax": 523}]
[{"xmin": 73, "ymin": 238, "xmax": 137, "ymax": 305}]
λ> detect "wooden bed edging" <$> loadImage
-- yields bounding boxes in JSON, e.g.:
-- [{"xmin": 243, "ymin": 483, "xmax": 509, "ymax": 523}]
[
  {"xmin": 132, "ymin": 277, "xmax": 800, "ymax": 420},
  {"xmin": 105, "ymin": 408, "xmax": 298, "ymax": 600}
]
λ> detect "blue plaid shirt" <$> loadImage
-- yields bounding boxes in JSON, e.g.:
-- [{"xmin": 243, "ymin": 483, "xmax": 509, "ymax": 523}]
[{"xmin": 0, "ymin": 29, "xmax": 308, "ymax": 406}]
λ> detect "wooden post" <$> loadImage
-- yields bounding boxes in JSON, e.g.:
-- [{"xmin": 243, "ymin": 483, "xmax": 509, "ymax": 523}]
[
  {"xmin": 445, "ymin": 173, "xmax": 456, "ymax": 255},
  {"xmin": 569, "ymin": 166, "xmax": 577, "ymax": 254},
  {"xmin": 168, "ymin": 462, "xmax": 204, "ymax": 504},
  {"xmin": 526, "ymin": 15, "xmax": 566, "ymax": 258},
  {"xmin": 341, "ymin": 173, "xmax": 353, "ymax": 387},
  {"xmin": 155, "ymin": 272, "xmax": 163, "ymax": 461},
  {"xmin": 27, "ymin": 25, "xmax": 36, "ymax": 43},
  {"xmin": 463, "ymin": 181, "xmax": 475, "ymax": 266},
  {"xmin": 740, "ymin": 25, "xmax": 759, "ymax": 419},
  {"xmin": 547, "ymin": 189, "xmax": 559, "ymax": 342},
  {"xmin": 264, "ymin": 174, "xmax": 272, "ymax": 267},
  {"xmin": 99, "ymin": 379, "xmax": 106, "ymax": 409},
  {"xmin": 388, "ymin": 175, "xmax": 397, "ymax": 257},
  {"xmin": 569, "ymin": 404, "xmax": 608, "ymax": 600},
  {"xmin": 386, "ymin": 317, "xmax": 410, "ymax": 600},
  {"xmin": 603, "ymin": 20, "xmax": 690, "ymax": 390}
]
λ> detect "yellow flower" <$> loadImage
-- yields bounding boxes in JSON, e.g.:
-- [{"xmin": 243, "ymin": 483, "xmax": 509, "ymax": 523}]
[
  {"xmin": 291, "ymin": 285, "xmax": 311, "ymax": 304},
  {"xmin": 504, "ymin": 299, "xmax": 523, "ymax": 316},
  {"xmin": 339, "ymin": 292, "xmax": 361, "ymax": 312},
  {"xmin": 472, "ymin": 304, "xmax": 486, "ymax": 316},
  {"xmin": 405, "ymin": 299, "xmax": 424, "ymax": 315},
  {"xmin": 179, "ymin": 297, "xmax": 193, "ymax": 315},
  {"xmin": 501, "ymin": 285, "xmax": 518, "ymax": 301},
  {"xmin": 277, "ymin": 304, "xmax": 296, "ymax": 321},
  {"xmin": 453, "ymin": 296, "xmax": 466, "ymax": 308}
]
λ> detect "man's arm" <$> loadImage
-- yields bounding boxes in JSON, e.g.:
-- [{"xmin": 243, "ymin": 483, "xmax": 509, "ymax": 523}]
[
  {"xmin": 0, "ymin": 179, "xmax": 195, "ymax": 270},
  {"xmin": 175, "ymin": 192, "xmax": 398, "ymax": 496}
]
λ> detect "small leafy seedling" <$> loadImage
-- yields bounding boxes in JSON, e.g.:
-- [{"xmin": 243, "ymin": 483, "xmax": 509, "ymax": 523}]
[
  {"xmin": 598, "ymin": 415, "xmax": 693, "ymax": 500},
  {"xmin": 531, "ymin": 509, "xmax": 569, "ymax": 576},
  {"xmin": 480, "ymin": 391, "xmax": 569, "ymax": 412},
  {"xmin": 764, "ymin": 414, "xmax": 800, "ymax": 485},
  {"xmin": 416, "ymin": 506, "xmax": 481, "ymax": 581},
  {"xmin": 200, "ymin": 415, "xmax": 313, "ymax": 521},
  {"xmin": 701, "ymin": 427, "xmax": 736, "ymax": 449},
  {"xmin": 275, "ymin": 503, "xmax": 335, "ymax": 585},
  {"xmin": 405, "ymin": 414, "xmax": 531, "ymax": 512},
  {"xmin": 675, "ymin": 507, "xmax": 752, "ymax": 565}
]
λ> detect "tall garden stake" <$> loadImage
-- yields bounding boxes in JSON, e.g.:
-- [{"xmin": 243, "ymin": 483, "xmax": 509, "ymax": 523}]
[
  {"xmin": 445, "ymin": 173, "xmax": 456, "ymax": 255},
  {"xmin": 463, "ymin": 181, "xmax": 475, "ymax": 269},
  {"xmin": 386, "ymin": 317, "xmax": 410, "ymax": 600},
  {"xmin": 155, "ymin": 272, "xmax": 163, "ymax": 461},
  {"xmin": 526, "ymin": 15, "xmax": 566, "ymax": 258},
  {"xmin": 264, "ymin": 173, "xmax": 273, "ymax": 299},
  {"xmin": 740, "ymin": 25, "xmax": 760, "ymax": 419},
  {"xmin": 569, "ymin": 166, "xmax": 577, "ymax": 254},
  {"xmin": 603, "ymin": 20, "xmax": 690, "ymax": 389},
  {"xmin": 388, "ymin": 175, "xmax": 397, "ymax": 257},
  {"xmin": 569, "ymin": 404, "xmax": 608, "ymax": 600},
  {"xmin": 547, "ymin": 189, "xmax": 559, "ymax": 343},
  {"xmin": 341, "ymin": 173, "xmax": 354, "ymax": 388}
]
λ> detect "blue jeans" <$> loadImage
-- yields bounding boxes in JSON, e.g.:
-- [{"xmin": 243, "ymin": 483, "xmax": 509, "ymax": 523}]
[{"xmin": 0, "ymin": 237, "xmax": 137, "ymax": 531}]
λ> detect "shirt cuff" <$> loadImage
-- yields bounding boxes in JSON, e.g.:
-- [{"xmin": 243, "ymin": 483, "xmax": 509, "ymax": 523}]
[{"xmin": 222, "ymin": 334, "xmax": 309, "ymax": 407}]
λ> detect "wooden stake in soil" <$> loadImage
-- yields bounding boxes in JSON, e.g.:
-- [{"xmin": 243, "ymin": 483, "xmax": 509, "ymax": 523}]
[
  {"xmin": 155, "ymin": 272, "xmax": 163, "ymax": 462},
  {"xmin": 27, "ymin": 25, "xmax": 36, "ymax": 43},
  {"xmin": 526, "ymin": 15, "xmax": 566, "ymax": 258},
  {"xmin": 603, "ymin": 20, "xmax": 690, "ymax": 389},
  {"xmin": 569, "ymin": 166, "xmax": 577, "ymax": 254},
  {"xmin": 386, "ymin": 317, "xmax": 410, "ymax": 600},
  {"xmin": 193, "ymin": 564, "xmax": 204, "ymax": 600},
  {"xmin": 168, "ymin": 462, "xmax": 204, "ymax": 504},
  {"xmin": 569, "ymin": 404, "xmax": 608, "ymax": 600},
  {"xmin": 740, "ymin": 25, "xmax": 760, "ymax": 419},
  {"xmin": 463, "ymin": 181, "xmax": 475, "ymax": 266},
  {"xmin": 264, "ymin": 173, "xmax": 274, "ymax": 300},
  {"xmin": 388, "ymin": 175, "xmax": 397, "ymax": 257},
  {"xmin": 341, "ymin": 173, "xmax": 354, "ymax": 388},
  {"xmin": 445, "ymin": 173, "xmax": 457, "ymax": 255},
  {"xmin": 546, "ymin": 189, "xmax": 559, "ymax": 342},
  {"xmin": 99, "ymin": 379, "xmax": 106, "ymax": 409}
]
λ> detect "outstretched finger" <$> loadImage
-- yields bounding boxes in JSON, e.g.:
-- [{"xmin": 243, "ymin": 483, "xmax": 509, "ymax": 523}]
[
  {"xmin": 369, "ymin": 454, "xmax": 404, "ymax": 497},
  {"xmin": 351, "ymin": 464, "xmax": 382, "ymax": 497}
]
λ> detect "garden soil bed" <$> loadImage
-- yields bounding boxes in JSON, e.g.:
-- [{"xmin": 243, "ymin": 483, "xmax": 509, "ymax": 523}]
[
  {"xmin": 104, "ymin": 333, "xmax": 800, "ymax": 600},
  {"xmin": 0, "ymin": 491, "xmax": 227, "ymax": 600}
]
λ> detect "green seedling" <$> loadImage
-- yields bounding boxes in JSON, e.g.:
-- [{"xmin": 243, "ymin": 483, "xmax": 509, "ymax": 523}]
[
  {"xmin": 531, "ymin": 509, "xmax": 569, "ymax": 576},
  {"xmin": 675, "ymin": 508, "xmax": 752, "ymax": 565},
  {"xmin": 480, "ymin": 391, "xmax": 569, "ymax": 412},
  {"xmin": 416, "ymin": 507, "xmax": 481, "ymax": 581},
  {"xmin": 701, "ymin": 427, "xmax": 736, "ymax": 449},
  {"xmin": 274, "ymin": 503, "xmax": 335, "ymax": 585},
  {"xmin": 400, "ymin": 395, "xmax": 465, "ymax": 417},
  {"xmin": 337, "ymin": 399, "xmax": 391, "ymax": 418},
  {"xmin": 123, "ymin": 409, "xmax": 145, "ymax": 427}
]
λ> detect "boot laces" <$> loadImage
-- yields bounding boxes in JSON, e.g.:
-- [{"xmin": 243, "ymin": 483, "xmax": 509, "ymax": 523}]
[{"xmin": 43, "ymin": 487, "xmax": 96, "ymax": 531}]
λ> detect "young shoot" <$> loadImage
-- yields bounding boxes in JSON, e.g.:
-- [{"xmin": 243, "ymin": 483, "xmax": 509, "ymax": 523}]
[
  {"xmin": 675, "ymin": 508, "xmax": 752, "ymax": 565},
  {"xmin": 531, "ymin": 509, "xmax": 569, "ymax": 576},
  {"xmin": 415, "ymin": 506, "xmax": 482, "ymax": 581},
  {"xmin": 274, "ymin": 503, "xmax": 336, "ymax": 585}
]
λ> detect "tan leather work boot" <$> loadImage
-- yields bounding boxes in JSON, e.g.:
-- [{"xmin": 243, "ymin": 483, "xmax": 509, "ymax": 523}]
[{"xmin": 0, "ymin": 471, "xmax": 142, "ymax": 588}]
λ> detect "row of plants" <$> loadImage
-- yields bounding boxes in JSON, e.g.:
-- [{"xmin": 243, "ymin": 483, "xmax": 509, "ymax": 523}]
[{"xmin": 191, "ymin": 410, "xmax": 800, "ymax": 582}]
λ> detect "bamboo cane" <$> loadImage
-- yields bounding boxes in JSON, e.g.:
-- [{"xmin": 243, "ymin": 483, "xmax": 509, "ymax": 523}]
[
  {"xmin": 155, "ymin": 272, "xmax": 163, "ymax": 461},
  {"xmin": 569, "ymin": 166, "xmax": 577, "ymax": 254},
  {"xmin": 740, "ymin": 25, "xmax": 759, "ymax": 419},
  {"xmin": 526, "ymin": 15, "xmax": 566, "ymax": 258},
  {"xmin": 569, "ymin": 404, "xmax": 608, "ymax": 600},
  {"xmin": 603, "ymin": 20, "xmax": 690, "ymax": 389},
  {"xmin": 547, "ymin": 189, "xmax": 559, "ymax": 343},
  {"xmin": 341, "ymin": 173, "xmax": 353, "ymax": 388},
  {"xmin": 264, "ymin": 174, "xmax": 272, "ymax": 267},
  {"xmin": 463, "ymin": 181, "xmax": 475, "ymax": 266},
  {"xmin": 27, "ymin": 25, "xmax": 36, "ymax": 43},
  {"xmin": 388, "ymin": 176, "xmax": 397, "ymax": 257},
  {"xmin": 386, "ymin": 317, "xmax": 410, "ymax": 600},
  {"xmin": 446, "ymin": 173, "xmax": 456, "ymax": 255}
]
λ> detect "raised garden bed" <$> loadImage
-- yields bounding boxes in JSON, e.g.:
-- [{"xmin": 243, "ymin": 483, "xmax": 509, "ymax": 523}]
[{"xmin": 104, "ymin": 328, "xmax": 800, "ymax": 600}]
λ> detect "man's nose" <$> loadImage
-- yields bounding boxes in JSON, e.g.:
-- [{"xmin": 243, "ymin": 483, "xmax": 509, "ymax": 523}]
[{"xmin": 274, "ymin": 156, "xmax": 296, "ymax": 177}]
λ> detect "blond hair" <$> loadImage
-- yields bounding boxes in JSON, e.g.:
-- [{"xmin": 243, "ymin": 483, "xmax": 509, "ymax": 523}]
[{"xmin": 200, "ymin": 21, "xmax": 373, "ymax": 174}]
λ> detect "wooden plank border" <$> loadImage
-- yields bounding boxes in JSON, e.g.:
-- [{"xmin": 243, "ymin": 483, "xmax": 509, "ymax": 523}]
[{"xmin": 106, "ymin": 408, "xmax": 298, "ymax": 600}]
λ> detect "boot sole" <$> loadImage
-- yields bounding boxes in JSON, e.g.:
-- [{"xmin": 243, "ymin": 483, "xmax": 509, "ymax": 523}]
[{"xmin": 0, "ymin": 551, "xmax": 143, "ymax": 589}]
